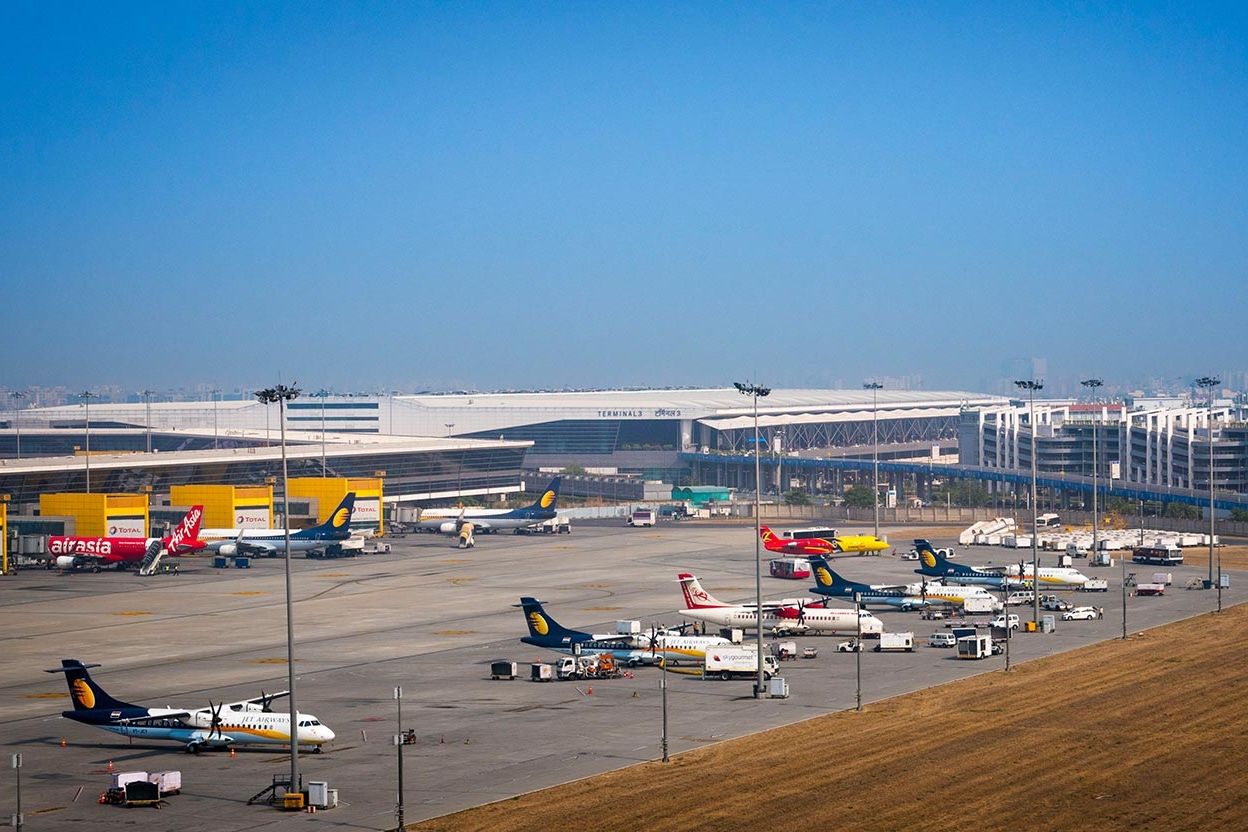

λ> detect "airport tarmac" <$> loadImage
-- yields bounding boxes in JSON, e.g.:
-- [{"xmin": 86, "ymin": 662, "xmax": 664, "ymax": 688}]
[{"xmin": 0, "ymin": 521, "xmax": 1242, "ymax": 831}]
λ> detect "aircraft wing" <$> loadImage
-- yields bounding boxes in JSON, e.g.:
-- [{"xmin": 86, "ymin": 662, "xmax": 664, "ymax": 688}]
[
  {"xmin": 236, "ymin": 540, "xmax": 281, "ymax": 555},
  {"xmin": 114, "ymin": 709, "xmax": 193, "ymax": 724},
  {"xmin": 225, "ymin": 690, "xmax": 290, "ymax": 711}
]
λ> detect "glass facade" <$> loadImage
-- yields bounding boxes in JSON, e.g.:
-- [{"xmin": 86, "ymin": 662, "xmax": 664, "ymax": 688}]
[{"xmin": 0, "ymin": 447, "xmax": 527, "ymax": 507}]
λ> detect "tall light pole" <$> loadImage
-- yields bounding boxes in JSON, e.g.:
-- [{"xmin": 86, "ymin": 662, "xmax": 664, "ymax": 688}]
[
  {"xmin": 394, "ymin": 685, "xmax": 405, "ymax": 829},
  {"xmin": 10, "ymin": 391, "xmax": 25, "ymax": 459},
  {"xmin": 140, "ymin": 390, "xmax": 154, "ymax": 454},
  {"xmin": 659, "ymin": 624, "xmax": 669, "ymax": 763},
  {"xmin": 1080, "ymin": 378, "xmax": 1103, "ymax": 554},
  {"xmin": 313, "ymin": 390, "xmax": 330, "ymax": 476},
  {"xmin": 735, "ymin": 381, "xmax": 770, "ymax": 698},
  {"xmin": 854, "ymin": 592, "xmax": 862, "ymax": 710},
  {"xmin": 1195, "ymin": 376, "xmax": 1221, "ymax": 609},
  {"xmin": 1015, "ymin": 379, "xmax": 1043, "ymax": 629},
  {"xmin": 256, "ymin": 383, "xmax": 302, "ymax": 796},
  {"xmin": 11, "ymin": 752, "xmax": 21, "ymax": 832},
  {"xmin": 80, "ymin": 391, "xmax": 97, "ymax": 493},
  {"xmin": 211, "ymin": 389, "xmax": 221, "ymax": 450},
  {"xmin": 864, "ymin": 382, "xmax": 883, "ymax": 539}
]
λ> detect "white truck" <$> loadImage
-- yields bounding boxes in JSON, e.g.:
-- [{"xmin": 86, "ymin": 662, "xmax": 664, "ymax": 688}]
[
  {"xmin": 873, "ymin": 632, "xmax": 915, "ymax": 652},
  {"xmin": 703, "ymin": 649, "xmax": 779, "ymax": 681},
  {"xmin": 628, "ymin": 509, "xmax": 657, "ymax": 528},
  {"xmin": 1080, "ymin": 579, "xmax": 1110, "ymax": 592}
]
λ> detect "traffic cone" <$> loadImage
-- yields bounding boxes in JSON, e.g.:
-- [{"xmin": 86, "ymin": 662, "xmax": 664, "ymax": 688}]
[
  {"xmin": 230, "ymin": 747, "xmax": 236, "ymax": 759},
  {"xmin": 107, "ymin": 760, "xmax": 114, "ymax": 772},
  {"xmin": 586, "ymin": 685, "xmax": 593, "ymax": 696},
  {"xmin": 60, "ymin": 737, "xmax": 67, "ymax": 747}
]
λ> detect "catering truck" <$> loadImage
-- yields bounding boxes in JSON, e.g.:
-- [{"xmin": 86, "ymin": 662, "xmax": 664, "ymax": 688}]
[{"xmin": 703, "ymin": 649, "xmax": 779, "ymax": 681}]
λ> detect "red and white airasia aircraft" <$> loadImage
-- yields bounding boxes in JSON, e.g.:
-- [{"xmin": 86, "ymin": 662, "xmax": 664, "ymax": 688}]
[
  {"xmin": 677, "ymin": 573, "xmax": 883, "ymax": 636},
  {"xmin": 49, "ymin": 506, "xmax": 206, "ymax": 571}
]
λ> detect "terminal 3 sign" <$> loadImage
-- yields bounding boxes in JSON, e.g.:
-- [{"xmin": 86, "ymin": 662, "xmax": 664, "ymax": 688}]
[{"xmin": 596, "ymin": 409, "xmax": 682, "ymax": 419}]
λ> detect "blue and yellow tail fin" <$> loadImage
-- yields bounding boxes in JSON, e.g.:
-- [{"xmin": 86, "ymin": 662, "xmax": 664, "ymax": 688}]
[
  {"xmin": 304, "ymin": 493, "xmax": 356, "ymax": 537},
  {"xmin": 526, "ymin": 477, "xmax": 561, "ymax": 513},
  {"xmin": 808, "ymin": 555, "xmax": 851, "ymax": 594},
  {"xmin": 45, "ymin": 659, "xmax": 140, "ymax": 712},
  {"xmin": 517, "ymin": 597, "xmax": 583, "ymax": 645},
  {"xmin": 914, "ymin": 539, "xmax": 967, "ymax": 578}
]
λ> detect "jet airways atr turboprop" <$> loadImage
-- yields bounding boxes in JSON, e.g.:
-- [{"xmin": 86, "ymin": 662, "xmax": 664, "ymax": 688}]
[
  {"xmin": 518, "ymin": 597, "xmax": 731, "ymax": 666},
  {"xmin": 913, "ymin": 539, "xmax": 1028, "ymax": 589},
  {"xmin": 46, "ymin": 659, "xmax": 334, "ymax": 753},
  {"xmin": 48, "ymin": 505, "xmax": 206, "ymax": 571},
  {"xmin": 417, "ymin": 477, "xmax": 562, "ymax": 534},
  {"xmin": 198, "ymin": 493, "xmax": 356, "ymax": 556},
  {"xmin": 807, "ymin": 556, "xmax": 999, "ymax": 611},
  {"xmin": 677, "ymin": 573, "xmax": 883, "ymax": 635}
]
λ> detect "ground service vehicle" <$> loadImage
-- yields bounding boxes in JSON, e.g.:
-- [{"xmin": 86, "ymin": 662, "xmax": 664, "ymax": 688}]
[
  {"xmin": 1040, "ymin": 595, "xmax": 1073, "ymax": 612},
  {"xmin": 1133, "ymin": 546, "xmax": 1183, "ymax": 565},
  {"xmin": 928, "ymin": 631, "xmax": 957, "ymax": 648},
  {"xmin": 836, "ymin": 639, "xmax": 864, "ymax": 652},
  {"xmin": 769, "ymin": 557, "xmax": 811, "ymax": 579},
  {"xmin": 1063, "ymin": 606, "xmax": 1103, "ymax": 620},
  {"xmin": 956, "ymin": 634, "xmax": 994, "ymax": 659},
  {"xmin": 491, "ymin": 661, "xmax": 518, "ymax": 680},
  {"xmin": 1005, "ymin": 591, "xmax": 1035, "ymax": 606},
  {"xmin": 1135, "ymin": 583, "xmax": 1166, "ymax": 597},
  {"xmin": 628, "ymin": 509, "xmax": 657, "ymax": 527},
  {"xmin": 1080, "ymin": 579, "xmax": 1110, "ymax": 592},
  {"xmin": 703, "ymin": 649, "xmax": 779, "ymax": 681},
  {"xmin": 990, "ymin": 614, "xmax": 1020, "ymax": 631},
  {"xmin": 874, "ymin": 632, "xmax": 915, "ymax": 652}
]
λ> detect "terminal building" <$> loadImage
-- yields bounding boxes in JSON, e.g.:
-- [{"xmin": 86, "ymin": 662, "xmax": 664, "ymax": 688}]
[
  {"xmin": 959, "ymin": 399, "xmax": 1248, "ymax": 495},
  {"xmin": 5, "ymin": 388, "xmax": 1003, "ymax": 485}
]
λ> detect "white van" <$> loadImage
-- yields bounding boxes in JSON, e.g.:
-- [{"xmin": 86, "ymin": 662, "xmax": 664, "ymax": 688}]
[{"xmin": 928, "ymin": 631, "xmax": 958, "ymax": 648}]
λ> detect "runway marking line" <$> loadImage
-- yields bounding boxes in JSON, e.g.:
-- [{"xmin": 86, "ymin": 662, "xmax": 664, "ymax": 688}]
[
  {"xmin": 111, "ymin": 610, "xmax": 152, "ymax": 617},
  {"xmin": 248, "ymin": 657, "xmax": 289, "ymax": 665},
  {"xmin": 231, "ymin": 591, "xmax": 266, "ymax": 596}
]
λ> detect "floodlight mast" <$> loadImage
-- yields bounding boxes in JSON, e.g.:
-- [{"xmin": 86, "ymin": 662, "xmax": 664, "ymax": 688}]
[
  {"xmin": 863, "ymin": 382, "xmax": 884, "ymax": 538},
  {"xmin": 1014, "ymin": 379, "xmax": 1043, "ymax": 630},
  {"xmin": 1195, "ymin": 376, "xmax": 1221, "ymax": 611},
  {"xmin": 735, "ymin": 381, "xmax": 770, "ymax": 698},
  {"xmin": 255, "ymin": 382, "xmax": 302, "ymax": 795}
]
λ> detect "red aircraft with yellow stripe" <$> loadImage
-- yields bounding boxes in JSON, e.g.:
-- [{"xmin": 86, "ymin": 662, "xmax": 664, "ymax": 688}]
[{"xmin": 760, "ymin": 525, "xmax": 890, "ymax": 555}]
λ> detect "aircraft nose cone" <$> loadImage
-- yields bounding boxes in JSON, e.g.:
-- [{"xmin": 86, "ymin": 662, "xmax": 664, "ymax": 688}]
[{"xmin": 321, "ymin": 727, "xmax": 335, "ymax": 742}]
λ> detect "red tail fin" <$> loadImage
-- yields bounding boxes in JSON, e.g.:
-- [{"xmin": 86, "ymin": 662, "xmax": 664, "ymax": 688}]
[{"xmin": 167, "ymin": 505, "xmax": 204, "ymax": 551}]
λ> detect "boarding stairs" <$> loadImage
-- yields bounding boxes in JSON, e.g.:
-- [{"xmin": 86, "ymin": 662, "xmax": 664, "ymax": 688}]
[
  {"xmin": 1123, "ymin": 572, "xmax": 1137, "ymax": 588},
  {"xmin": 138, "ymin": 540, "xmax": 165, "ymax": 576},
  {"xmin": 248, "ymin": 774, "xmax": 301, "ymax": 806}
]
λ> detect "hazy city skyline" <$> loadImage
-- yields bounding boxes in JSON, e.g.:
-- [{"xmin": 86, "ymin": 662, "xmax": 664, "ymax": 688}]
[{"xmin": 3, "ymin": 5, "xmax": 1245, "ymax": 391}]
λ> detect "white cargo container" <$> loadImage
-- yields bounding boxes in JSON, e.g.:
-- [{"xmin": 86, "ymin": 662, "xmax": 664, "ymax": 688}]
[
  {"xmin": 111, "ymin": 771, "xmax": 149, "ymax": 790},
  {"xmin": 615, "ymin": 620, "xmax": 641, "ymax": 635},
  {"xmin": 147, "ymin": 771, "xmax": 181, "ymax": 796},
  {"xmin": 962, "ymin": 595, "xmax": 997, "ymax": 615},
  {"xmin": 873, "ymin": 632, "xmax": 915, "ymax": 652},
  {"xmin": 1080, "ymin": 579, "xmax": 1110, "ymax": 592},
  {"xmin": 1151, "ymin": 572, "xmax": 1174, "ymax": 586}
]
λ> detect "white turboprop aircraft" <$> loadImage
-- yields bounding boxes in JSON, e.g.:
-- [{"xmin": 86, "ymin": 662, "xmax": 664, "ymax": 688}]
[
  {"xmin": 48, "ymin": 659, "xmax": 335, "ymax": 753},
  {"xmin": 677, "ymin": 573, "xmax": 884, "ymax": 636},
  {"xmin": 999, "ymin": 562, "xmax": 1091, "ymax": 589}
]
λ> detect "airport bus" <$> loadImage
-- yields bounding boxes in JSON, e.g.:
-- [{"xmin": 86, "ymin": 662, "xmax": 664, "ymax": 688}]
[{"xmin": 1132, "ymin": 545, "xmax": 1184, "ymax": 565}]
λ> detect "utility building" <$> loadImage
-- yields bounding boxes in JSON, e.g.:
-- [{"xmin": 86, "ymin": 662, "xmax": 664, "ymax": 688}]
[{"xmin": 39, "ymin": 493, "xmax": 149, "ymax": 537}]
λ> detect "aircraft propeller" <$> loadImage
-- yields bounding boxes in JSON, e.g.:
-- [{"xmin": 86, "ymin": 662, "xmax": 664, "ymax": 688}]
[
  {"xmin": 206, "ymin": 700, "xmax": 225, "ymax": 740},
  {"xmin": 258, "ymin": 690, "xmax": 277, "ymax": 712}
]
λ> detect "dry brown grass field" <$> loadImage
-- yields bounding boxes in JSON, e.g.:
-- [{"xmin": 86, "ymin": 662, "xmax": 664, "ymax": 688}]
[{"xmin": 413, "ymin": 604, "xmax": 1248, "ymax": 832}]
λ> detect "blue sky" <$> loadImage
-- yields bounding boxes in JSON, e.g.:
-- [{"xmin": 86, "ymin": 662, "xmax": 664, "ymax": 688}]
[{"xmin": 2, "ymin": 2, "xmax": 1245, "ymax": 393}]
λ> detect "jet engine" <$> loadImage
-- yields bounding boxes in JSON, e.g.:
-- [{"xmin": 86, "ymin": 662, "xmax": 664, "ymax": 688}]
[
  {"xmin": 218, "ymin": 544, "xmax": 238, "ymax": 557},
  {"xmin": 438, "ymin": 521, "xmax": 458, "ymax": 535},
  {"xmin": 55, "ymin": 556, "xmax": 82, "ymax": 570}
]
